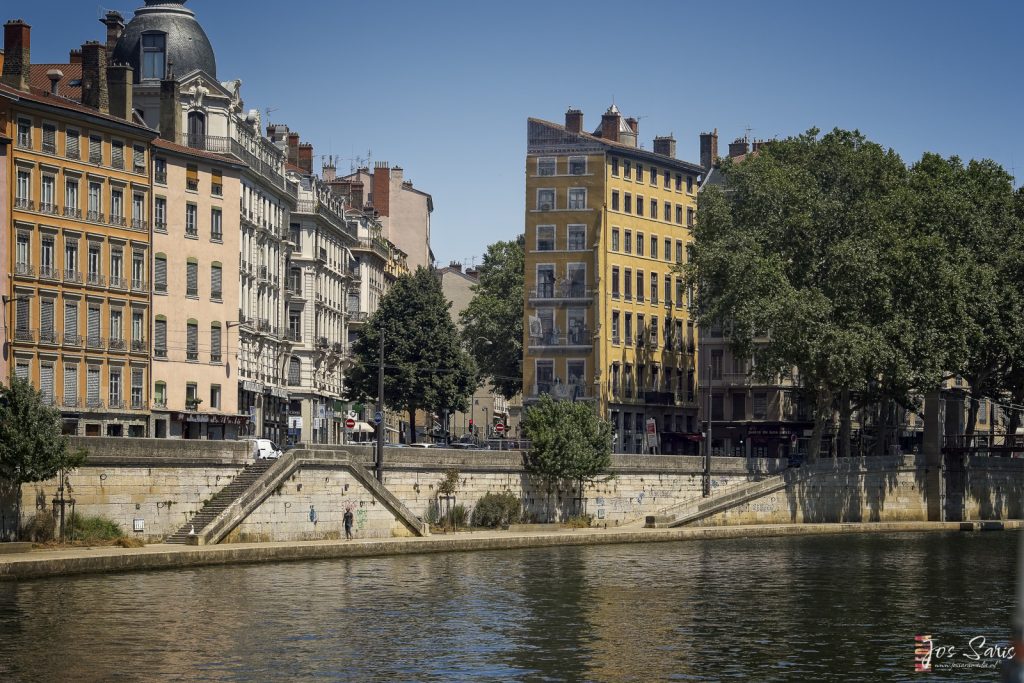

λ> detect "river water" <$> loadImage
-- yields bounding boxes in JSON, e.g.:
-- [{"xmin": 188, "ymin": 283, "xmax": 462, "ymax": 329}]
[{"xmin": 0, "ymin": 532, "xmax": 1016, "ymax": 682}]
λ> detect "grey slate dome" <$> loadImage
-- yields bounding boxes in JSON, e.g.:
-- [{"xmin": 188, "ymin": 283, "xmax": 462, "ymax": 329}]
[{"xmin": 112, "ymin": 0, "xmax": 217, "ymax": 83}]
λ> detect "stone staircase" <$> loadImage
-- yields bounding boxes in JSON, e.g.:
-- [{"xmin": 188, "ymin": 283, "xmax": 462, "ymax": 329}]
[
  {"xmin": 165, "ymin": 459, "xmax": 276, "ymax": 544},
  {"xmin": 645, "ymin": 469, "xmax": 803, "ymax": 528}
]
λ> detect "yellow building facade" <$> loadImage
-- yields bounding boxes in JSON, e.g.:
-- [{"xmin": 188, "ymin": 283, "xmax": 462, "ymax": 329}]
[{"xmin": 524, "ymin": 106, "xmax": 703, "ymax": 454}]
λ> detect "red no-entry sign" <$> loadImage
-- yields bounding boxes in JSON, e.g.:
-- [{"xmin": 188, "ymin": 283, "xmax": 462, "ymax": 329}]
[
  {"xmin": 345, "ymin": 418, "xmax": 356, "ymax": 429},
  {"xmin": 495, "ymin": 423, "xmax": 505, "ymax": 434}
]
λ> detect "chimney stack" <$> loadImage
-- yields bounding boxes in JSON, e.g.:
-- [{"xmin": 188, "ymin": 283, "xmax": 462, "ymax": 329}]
[
  {"xmin": 752, "ymin": 140, "xmax": 768, "ymax": 153},
  {"xmin": 372, "ymin": 161, "xmax": 391, "ymax": 217},
  {"xmin": 69, "ymin": 49, "xmax": 82, "ymax": 65},
  {"xmin": 653, "ymin": 135, "xmax": 676, "ymax": 158},
  {"xmin": 287, "ymin": 132, "xmax": 300, "ymax": 166},
  {"xmin": 46, "ymin": 69, "xmax": 62, "ymax": 96},
  {"xmin": 80, "ymin": 41, "xmax": 109, "ymax": 113},
  {"xmin": 449, "ymin": 261, "xmax": 462, "ymax": 273},
  {"xmin": 298, "ymin": 142, "xmax": 313, "ymax": 174},
  {"xmin": 565, "ymin": 108, "xmax": 583, "ymax": 134},
  {"xmin": 699, "ymin": 129, "xmax": 719, "ymax": 170},
  {"xmin": 100, "ymin": 11, "xmax": 125, "ymax": 58},
  {"xmin": 159, "ymin": 75, "xmax": 180, "ymax": 142},
  {"xmin": 2, "ymin": 20, "xmax": 31, "ymax": 93},
  {"xmin": 600, "ymin": 107, "xmax": 621, "ymax": 143},
  {"xmin": 107, "ymin": 63, "xmax": 133, "ymax": 120},
  {"xmin": 728, "ymin": 138, "xmax": 750, "ymax": 159}
]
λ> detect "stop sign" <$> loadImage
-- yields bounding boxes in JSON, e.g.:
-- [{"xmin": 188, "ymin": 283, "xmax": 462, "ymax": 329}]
[
  {"xmin": 495, "ymin": 423, "xmax": 505, "ymax": 434},
  {"xmin": 345, "ymin": 418, "xmax": 356, "ymax": 429}
]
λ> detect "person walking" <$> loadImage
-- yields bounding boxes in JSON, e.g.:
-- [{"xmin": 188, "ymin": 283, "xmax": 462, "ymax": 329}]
[{"xmin": 343, "ymin": 507, "xmax": 354, "ymax": 540}]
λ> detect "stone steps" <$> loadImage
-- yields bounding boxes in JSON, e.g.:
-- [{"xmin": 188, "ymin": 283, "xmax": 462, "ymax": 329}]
[
  {"xmin": 645, "ymin": 470, "xmax": 801, "ymax": 528},
  {"xmin": 165, "ymin": 459, "xmax": 275, "ymax": 543}
]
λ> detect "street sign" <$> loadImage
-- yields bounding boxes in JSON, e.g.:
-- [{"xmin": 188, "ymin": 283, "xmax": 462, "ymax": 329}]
[
  {"xmin": 495, "ymin": 423, "xmax": 505, "ymax": 434},
  {"xmin": 373, "ymin": 411, "xmax": 383, "ymax": 425},
  {"xmin": 288, "ymin": 416, "xmax": 303, "ymax": 430},
  {"xmin": 345, "ymin": 417, "xmax": 356, "ymax": 430}
]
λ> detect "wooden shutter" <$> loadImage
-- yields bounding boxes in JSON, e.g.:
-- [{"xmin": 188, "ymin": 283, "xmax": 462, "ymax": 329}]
[
  {"xmin": 88, "ymin": 306, "xmax": 100, "ymax": 339},
  {"xmin": 65, "ymin": 302, "xmax": 78, "ymax": 336},
  {"xmin": 187, "ymin": 261, "xmax": 198, "ymax": 295},
  {"xmin": 40, "ymin": 365, "xmax": 54, "ymax": 402},
  {"xmin": 187, "ymin": 323, "xmax": 198, "ymax": 354},
  {"xmin": 16, "ymin": 298, "xmax": 29, "ymax": 331},
  {"xmin": 42, "ymin": 125, "xmax": 56, "ymax": 151},
  {"xmin": 155, "ymin": 256, "xmax": 167, "ymax": 291},
  {"xmin": 87, "ymin": 366, "xmax": 100, "ymax": 402},
  {"xmin": 41, "ymin": 300, "xmax": 54, "ymax": 334},
  {"xmin": 112, "ymin": 143, "xmax": 124, "ymax": 168},
  {"xmin": 155, "ymin": 319, "xmax": 167, "ymax": 351},
  {"xmin": 211, "ymin": 265, "xmax": 222, "ymax": 296},
  {"xmin": 211, "ymin": 325, "xmax": 221, "ymax": 356},
  {"xmin": 66, "ymin": 131, "xmax": 80, "ymax": 159},
  {"xmin": 64, "ymin": 365, "xmax": 77, "ymax": 401},
  {"xmin": 89, "ymin": 135, "xmax": 102, "ymax": 163}
]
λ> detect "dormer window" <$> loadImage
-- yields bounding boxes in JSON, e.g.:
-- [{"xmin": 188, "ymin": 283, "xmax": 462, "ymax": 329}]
[{"xmin": 141, "ymin": 33, "xmax": 166, "ymax": 80}]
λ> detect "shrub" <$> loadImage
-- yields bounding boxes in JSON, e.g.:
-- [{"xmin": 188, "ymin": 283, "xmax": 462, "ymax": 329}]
[
  {"xmin": 22, "ymin": 511, "xmax": 56, "ymax": 543},
  {"xmin": 471, "ymin": 491, "xmax": 521, "ymax": 528},
  {"xmin": 445, "ymin": 504, "xmax": 469, "ymax": 530},
  {"xmin": 115, "ymin": 536, "xmax": 145, "ymax": 548},
  {"xmin": 565, "ymin": 514, "xmax": 593, "ymax": 528},
  {"xmin": 68, "ymin": 514, "xmax": 123, "ymax": 542}
]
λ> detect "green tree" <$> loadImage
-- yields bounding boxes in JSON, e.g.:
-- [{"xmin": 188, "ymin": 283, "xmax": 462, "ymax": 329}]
[
  {"xmin": 522, "ymin": 395, "xmax": 612, "ymax": 518},
  {"xmin": 689, "ymin": 129, "xmax": 958, "ymax": 460},
  {"xmin": 344, "ymin": 267, "xmax": 477, "ymax": 443},
  {"xmin": 0, "ymin": 377, "xmax": 86, "ymax": 532},
  {"xmin": 460, "ymin": 236, "xmax": 525, "ymax": 398}
]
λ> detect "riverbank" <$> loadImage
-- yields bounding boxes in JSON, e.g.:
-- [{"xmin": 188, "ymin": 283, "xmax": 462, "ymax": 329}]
[{"xmin": 2, "ymin": 520, "xmax": 1017, "ymax": 581}]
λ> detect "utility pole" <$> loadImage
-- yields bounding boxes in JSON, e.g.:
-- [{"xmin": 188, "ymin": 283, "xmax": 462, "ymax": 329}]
[{"xmin": 375, "ymin": 330, "xmax": 384, "ymax": 482}]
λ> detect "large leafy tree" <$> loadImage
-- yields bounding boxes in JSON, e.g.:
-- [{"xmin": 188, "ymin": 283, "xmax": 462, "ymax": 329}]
[
  {"xmin": 522, "ymin": 395, "xmax": 612, "ymax": 517},
  {"xmin": 689, "ymin": 129, "xmax": 958, "ymax": 460},
  {"xmin": 460, "ymin": 236, "xmax": 525, "ymax": 398},
  {"xmin": 344, "ymin": 267, "xmax": 477, "ymax": 443},
  {"xmin": 0, "ymin": 377, "xmax": 86, "ymax": 528}
]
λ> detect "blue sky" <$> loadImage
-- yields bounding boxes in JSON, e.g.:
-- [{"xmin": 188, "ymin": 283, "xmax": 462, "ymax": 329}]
[{"xmin": 16, "ymin": 1, "xmax": 1024, "ymax": 267}]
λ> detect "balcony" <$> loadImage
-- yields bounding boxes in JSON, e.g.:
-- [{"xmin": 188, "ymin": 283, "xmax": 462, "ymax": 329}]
[
  {"xmin": 86, "ymin": 210, "xmax": 104, "ymax": 223},
  {"xmin": 38, "ymin": 329, "xmax": 58, "ymax": 345},
  {"xmin": 155, "ymin": 220, "xmax": 167, "ymax": 233},
  {"xmin": 109, "ymin": 276, "xmax": 127, "ymax": 290},
  {"xmin": 109, "ymin": 214, "xmax": 126, "ymax": 228},
  {"xmin": 152, "ymin": 398, "xmax": 167, "ymax": 409},
  {"xmin": 526, "ymin": 381, "xmax": 594, "ymax": 402},
  {"xmin": 257, "ymin": 319, "xmax": 271, "ymax": 334},
  {"xmin": 131, "ymin": 218, "xmax": 148, "ymax": 232},
  {"xmin": 186, "ymin": 179, "xmax": 199, "ymax": 192},
  {"xmin": 187, "ymin": 349, "xmax": 199, "ymax": 361},
  {"xmin": 63, "ymin": 207, "xmax": 82, "ymax": 219},
  {"xmin": 131, "ymin": 398, "xmax": 146, "ymax": 411},
  {"xmin": 643, "ymin": 391, "xmax": 678, "ymax": 407},
  {"xmin": 154, "ymin": 346, "xmax": 168, "ymax": 359},
  {"xmin": 354, "ymin": 236, "xmax": 391, "ymax": 260},
  {"xmin": 285, "ymin": 329, "xmax": 301, "ymax": 343},
  {"xmin": 528, "ymin": 327, "xmax": 592, "ymax": 349},
  {"xmin": 14, "ymin": 197, "xmax": 34, "ymax": 211},
  {"xmin": 210, "ymin": 352, "xmax": 223, "ymax": 363},
  {"xmin": 14, "ymin": 328, "xmax": 35, "ymax": 343},
  {"xmin": 85, "ymin": 398, "xmax": 105, "ymax": 410},
  {"xmin": 39, "ymin": 202, "xmax": 59, "ymax": 216},
  {"xmin": 528, "ymin": 282, "xmax": 593, "ymax": 304},
  {"xmin": 62, "ymin": 397, "xmax": 79, "ymax": 408},
  {"xmin": 185, "ymin": 224, "xmax": 198, "ymax": 238},
  {"xmin": 132, "ymin": 279, "xmax": 147, "ymax": 293},
  {"xmin": 131, "ymin": 339, "xmax": 147, "ymax": 353},
  {"xmin": 258, "ymin": 265, "xmax": 271, "ymax": 283},
  {"xmin": 345, "ymin": 264, "xmax": 361, "ymax": 280},
  {"xmin": 108, "ymin": 398, "xmax": 125, "ymax": 410},
  {"xmin": 14, "ymin": 263, "xmax": 34, "ymax": 278},
  {"xmin": 211, "ymin": 290, "xmax": 222, "ymax": 301},
  {"xmin": 154, "ymin": 170, "xmax": 167, "ymax": 184},
  {"xmin": 108, "ymin": 338, "xmax": 127, "ymax": 352},
  {"xmin": 86, "ymin": 335, "xmax": 105, "ymax": 349},
  {"xmin": 63, "ymin": 270, "xmax": 83, "ymax": 285},
  {"xmin": 86, "ymin": 272, "xmax": 105, "ymax": 287},
  {"xmin": 63, "ymin": 333, "xmax": 82, "ymax": 348},
  {"xmin": 347, "ymin": 311, "xmax": 368, "ymax": 325}
]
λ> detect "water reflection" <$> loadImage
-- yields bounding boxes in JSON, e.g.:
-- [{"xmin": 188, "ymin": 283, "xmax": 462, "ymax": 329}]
[{"xmin": 0, "ymin": 533, "xmax": 1014, "ymax": 681}]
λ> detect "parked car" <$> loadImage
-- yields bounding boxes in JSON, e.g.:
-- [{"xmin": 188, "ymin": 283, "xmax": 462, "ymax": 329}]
[
  {"xmin": 245, "ymin": 438, "xmax": 283, "ymax": 460},
  {"xmin": 409, "ymin": 443, "xmax": 436, "ymax": 448}
]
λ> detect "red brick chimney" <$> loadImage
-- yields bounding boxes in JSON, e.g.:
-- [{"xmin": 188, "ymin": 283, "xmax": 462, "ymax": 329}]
[
  {"xmin": 700, "ymin": 129, "xmax": 719, "ymax": 170},
  {"xmin": 100, "ymin": 11, "xmax": 125, "ymax": 59},
  {"xmin": 728, "ymin": 138, "xmax": 750, "ymax": 158},
  {"xmin": 2, "ymin": 20, "xmax": 31, "ymax": 93},
  {"xmin": 565, "ymin": 108, "xmax": 583, "ymax": 134},
  {"xmin": 600, "ymin": 106, "xmax": 621, "ymax": 143},
  {"xmin": 298, "ymin": 143, "xmax": 313, "ymax": 174},
  {"xmin": 287, "ymin": 132, "xmax": 300, "ymax": 167},
  {"xmin": 81, "ymin": 41, "xmax": 109, "ymax": 114},
  {"xmin": 372, "ymin": 161, "xmax": 391, "ymax": 217},
  {"xmin": 69, "ymin": 49, "xmax": 82, "ymax": 65}
]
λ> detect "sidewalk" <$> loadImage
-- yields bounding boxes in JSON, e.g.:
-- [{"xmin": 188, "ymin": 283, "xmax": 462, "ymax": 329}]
[{"xmin": 0, "ymin": 520, "xmax": 1009, "ymax": 581}]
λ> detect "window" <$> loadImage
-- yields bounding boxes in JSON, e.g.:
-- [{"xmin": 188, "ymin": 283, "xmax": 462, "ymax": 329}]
[
  {"xmin": 650, "ymin": 198, "xmax": 657, "ymax": 218},
  {"xmin": 211, "ymin": 263, "xmax": 223, "ymax": 300},
  {"xmin": 536, "ymin": 189, "xmax": 555, "ymax": 211},
  {"xmin": 110, "ymin": 188, "xmax": 124, "ymax": 222},
  {"xmin": 568, "ymin": 188, "xmax": 586, "ymax": 209},
  {"xmin": 611, "ymin": 267, "xmax": 620, "ymax": 299},
  {"xmin": 753, "ymin": 393, "xmax": 767, "ymax": 420},
  {"xmin": 675, "ymin": 174, "xmax": 682, "ymax": 192},
  {"xmin": 132, "ymin": 252, "xmax": 145, "ymax": 290},
  {"xmin": 664, "ymin": 170, "xmax": 670, "ymax": 188},
  {"xmin": 611, "ymin": 228, "xmax": 620, "ymax": 251},
  {"xmin": 63, "ymin": 301, "xmax": 78, "ymax": 344},
  {"xmin": 624, "ymin": 230, "xmax": 632, "ymax": 254},
  {"xmin": 40, "ymin": 363, "xmax": 55, "ymax": 404},
  {"xmin": 186, "ymin": 382, "xmax": 198, "ymax": 406},
  {"xmin": 611, "ymin": 158, "xmax": 619, "ymax": 176},
  {"xmin": 187, "ymin": 259, "xmax": 198, "ymax": 297},
  {"xmin": 636, "ymin": 164, "xmax": 643, "ymax": 183},
  {"xmin": 210, "ymin": 324, "xmax": 222, "ymax": 363},
  {"xmin": 16, "ymin": 233, "xmax": 29, "ymax": 268},
  {"xmin": 663, "ymin": 201, "xmax": 671, "ymax": 222},
  {"xmin": 649, "ymin": 316, "xmax": 658, "ymax": 346},
  {"xmin": 42, "ymin": 124, "xmax": 56, "ymax": 154},
  {"xmin": 63, "ymin": 364, "xmax": 78, "ymax": 407},
  {"xmin": 154, "ymin": 317, "xmax": 167, "ymax": 358},
  {"xmin": 687, "ymin": 207, "xmax": 695, "ymax": 227},
  {"xmin": 187, "ymin": 320, "xmax": 198, "ymax": 361},
  {"xmin": 111, "ymin": 142, "xmax": 124, "ymax": 169},
  {"xmin": 141, "ymin": 32, "xmax": 166, "ymax": 80},
  {"xmin": 211, "ymin": 208, "xmax": 223, "ymax": 241},
  {"xmin": 131, "ymin": 369, "xmax": 144, "ymax": 409},
  {"xmin": 186, "ymin": 204, "xmax": 198, "ymax": 236},
  {"xmin": 154, "ymin": 157, "xmax": 167, "ymax": 184},
  {"xmin": 41, "ymin": 175, "xmax": 55, "ymax": 212},
  {"xmin": 636, "ymin": 271, "xmax": 644, "ymax": 301},
  {"xmin": 536, "ymin": 225, "xmax": 555, "ymax": 251},
  {"xmin": 133, "ymin": 145, "xmax": 146, "ymax": 173},
  {"xmin": 64, "ymin": 238, "xmax": 79, "ymax": 280},
  {"xmin": 687, "ymin": 175, "xmax": 694, "ymax": 193},
  {"xmin": 637, "ymin": 233, "xmax": 644, "ymax": 256},
  {"xmin": 650, "ymin": 235, "xmax": 657, "ymax": 257},
  {"xmin": 210, "ymin": 384, "xmax": 222, "ymax": 409},
  {"xmin": 623, "ymin": 161, "xmax": 631, "ymax": 179},
  {"xmin": 154, "ymin": 197, "xmax": 167, "ymax": 231},
  {"xmin": 15, "ymin": 170, "xmax": 30, "ymax": 205},
  {"xmin": 569, "ymin": 156, "xmax": 586, "ymax": 175},
  {"xmin": 88, "ymin": 181, "xmax": 103, "ymax": 220},
  {"xmin": 537, "ymin": 157, "xmax": 556, "ymax": 176},
  {"xmin": 650, "ymin": 274, "xmax": 658, "ymax": 304},
  {"xmin": 17, "ymin": 118, "xmax": 31, "ymax": 147},
  {"xmin": 186, "ymin": 164, "xmax": 199, "ymax": 192},
  {"xmin": 154, "ymin": 254, "xmax": 167, "ymax": 293},
  {"xmin": 624, "ymin": 193, "xmax": 632, "ymax": 213},
  {"xmin": 89, "ymin": 135, "xmax": 102, "ymax": 164},
  {"xmin": 109, "ymin": 368, "xmax": 122, "ymax": 407},
  {"xmin": 154, "ymin": 381, "xmax": 166, "ymax": 406},
  {"xmin": 676, "ymin": 205, "xmax": 683, "ymax": 224},
  {"xmin": 211, "ymin": 169, "xmax": 223, "ymax": 196},
  {"xmin": 110, "ymin": 247, "xmax": 124, "ymax": 288},
  {"xmin": 567, "ymin": 225, "xmax": 586, "ymax": 250},
  {"xmin": 88, "ymin": 243, "xmax": 102, "ymax": 283},
  {"xmin": 637, "ymin": 195, "xmax": 644, "ymax": 217},
  {"xmin": 87, "ymin": 306, "xmax": 101, "ymax": 348},
  {"xmin": 536, "ymin": 265, "xmax": 555, "ymax": 297},
  {"xmin": 637, "ymin": 315, "xmax": 645, "ymax": 347},
  {"xmin": 611, "ymin": 311, "xmax": 620, "ymax": 343},
  {"xmin": 132, "ymin": 311, "xmax": 144, "ymax": 344},
  {"xmin": 132, "ymin": 193, "xmax": 145, "ymax": 228},
  {"xmin": 66, "ymin": 129, "xmax": 80, "ymax": 159},
  {"xmin": 41, "ymin": 237, "xmax": 55, "ymax": 277},
  {"xmin": 664, "ymin": 239, "xmax": 672, "ymax": 261},
  {"xmin": 664, "ymin": 275, "xmax": 671, "ymax": 305},
  {"xmin": 710, "ymin": 350, "xmax": 723, "ymax": 379},
  {"xmin": 676, "ymin": 279, "xmax": 684, "ymax": 308},
  {"xmin": 289, "ymin": 357, "xmax": 301, "ymax": 385},
  {"xmin": 624, "ymin": 268, "xmax": 632, "ymax": 300},
  {"xmin": 611, "ymin": 191, "xmax": 620, "ymax": 211},
  {"xmin": 65, "ymin": 179, "xmax": 80, "ymax": 217},
  {"xmin": 567, "ymin": 360, "xmax": 585, "ymax": 387},
  {"xmin": 625, "ymin": 313, "xmax": 633, "ymax": 345},
  {"xmin": 566, "ymin": 263, "xmax": 586, "ymax": 296}
]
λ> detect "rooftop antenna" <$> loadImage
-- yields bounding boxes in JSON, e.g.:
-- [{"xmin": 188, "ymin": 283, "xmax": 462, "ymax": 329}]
[
  {"xmin": 744, "ymin": 124, "xmax": 754, "ymax": 142},
  {"xmin": 265, "ymin": 107, "xmax": 278, "ymax": 122}
]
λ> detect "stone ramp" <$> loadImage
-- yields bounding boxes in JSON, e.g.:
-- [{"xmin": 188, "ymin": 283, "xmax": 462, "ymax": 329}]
[
  {"xmin": 644, "ymin": 469, "xmax": 803, "ymax": 528},
  {"xmin": 187, "ymin": 449, "xmax": 428, "ymax": 545},
  {"xmin": 165, "ymin": 459, "xmax": 275, "ymax": 544}
]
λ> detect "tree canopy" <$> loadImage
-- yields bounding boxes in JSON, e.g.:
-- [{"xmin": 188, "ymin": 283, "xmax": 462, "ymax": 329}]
[
  {"xmin": 687, "ymin": 128, "xmax": 1023, "ymax": 458},
  {"xmin": 460, "ymin": 236, "xmax": 525, "ymax": 399},
  {"xmin": 344, "ymin": 267, "xmax": 477, "ymax": 443}
]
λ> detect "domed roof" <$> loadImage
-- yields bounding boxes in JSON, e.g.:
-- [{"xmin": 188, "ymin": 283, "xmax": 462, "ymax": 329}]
[{"xmin": 112, "ymin": 1, "xmax": 217, "ymax": 83}]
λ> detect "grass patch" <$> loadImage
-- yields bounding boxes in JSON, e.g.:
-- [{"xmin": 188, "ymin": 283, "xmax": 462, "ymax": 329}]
[{"xmin": 68, "ymin": 514, "xmax": 125, "ymax": 542}]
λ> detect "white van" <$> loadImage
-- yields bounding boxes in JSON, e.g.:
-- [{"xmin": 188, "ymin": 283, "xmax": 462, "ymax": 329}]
[{"xmin": 246, "ymin": 438, "xmax": 283, "ymax": 460}]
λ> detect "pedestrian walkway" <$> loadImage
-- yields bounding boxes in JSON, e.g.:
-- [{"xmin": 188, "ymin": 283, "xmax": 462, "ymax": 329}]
[{"xmin": 2, "ymin": 520, "xmax": 1006, "ymax": 581}]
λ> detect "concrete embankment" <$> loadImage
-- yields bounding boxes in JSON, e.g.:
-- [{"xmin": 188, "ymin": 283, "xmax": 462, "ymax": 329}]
[{"xmin": 2, "ymin": 521, "xmax": 1016, "ymax": 581}]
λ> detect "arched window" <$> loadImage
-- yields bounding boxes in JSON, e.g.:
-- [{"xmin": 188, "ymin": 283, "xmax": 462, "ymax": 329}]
[
  {"xmin": 141, "ymin": 32, "xmax": 166, "ymax": 80},
  {"xmin": 288, "ymin": 356, "xmax": 301, "ymax": 386}
]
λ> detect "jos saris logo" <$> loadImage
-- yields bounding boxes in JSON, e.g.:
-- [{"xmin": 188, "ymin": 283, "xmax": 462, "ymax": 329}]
[{"xmin": 915, "ymin": 634, "xmax": 1015, "ymax": 672}]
